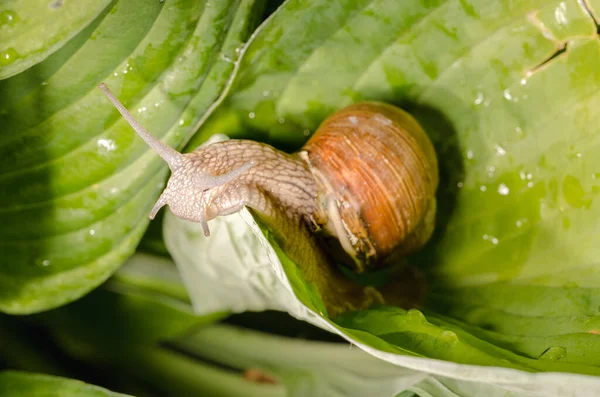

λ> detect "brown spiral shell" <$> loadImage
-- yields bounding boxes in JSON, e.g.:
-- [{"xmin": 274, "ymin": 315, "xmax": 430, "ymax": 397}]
[{"xmin": 302, "ymin": 102, "xmax": 439, "ymax": 272}]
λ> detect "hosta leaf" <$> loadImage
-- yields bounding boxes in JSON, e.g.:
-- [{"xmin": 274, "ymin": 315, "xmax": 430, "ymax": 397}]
[
  {"xmin": 0, "ymin": 0, "xmax": 112, "ymax": 80},
  {"xmin": 0, "ymin": 0, "xmax": 264, "ymax": 314},
  {"xmin": 34, "ymin": 253, "xmax": 224, "ymax": 348},
  {"xmin": 176, "ymin": 0, "xmax": 600, "ymax": 387},
  {"xmin": 0, "ymin": 371, "xmax": 131, "ymax": 397}
]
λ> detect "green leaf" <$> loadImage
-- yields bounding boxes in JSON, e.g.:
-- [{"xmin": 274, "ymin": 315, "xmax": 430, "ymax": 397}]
[
  {"xmin": 0, "ymin": 0, "xmax": 264, "ymax": 314},
  {"xmin": 34, "ymin": 253, "xmax": 224, "ymax": 348},
  {"xmin": 0, "ymin": 371, "xmax": 131, "ymax": 397},
  {"xmin": 0, "ymin": 0, "xmax": 113, "ymax": 80},
  {"xmin": 173, "ymin": 0, "xmax": 600, "ymax": 387}
]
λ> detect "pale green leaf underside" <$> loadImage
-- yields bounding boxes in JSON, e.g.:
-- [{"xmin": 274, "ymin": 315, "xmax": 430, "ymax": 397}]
[
  {"xmin": 191, "ymin": 0, "xmax": 600, "ymax": 379},
  {"xmin": 0, "ymin": 0, "xmax": 262, "ymax": 313}
]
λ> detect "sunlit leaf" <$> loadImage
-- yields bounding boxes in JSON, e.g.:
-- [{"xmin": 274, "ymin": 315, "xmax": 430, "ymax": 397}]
[{"xmin": 173, "ymin": 0, "xmax": 600, "ymax": 386}]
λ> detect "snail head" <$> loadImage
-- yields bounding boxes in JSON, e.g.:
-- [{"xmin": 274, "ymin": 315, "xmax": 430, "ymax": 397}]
[{"xmin": 98, "ymin": 83, "xmax": 253, "ymax": 236}]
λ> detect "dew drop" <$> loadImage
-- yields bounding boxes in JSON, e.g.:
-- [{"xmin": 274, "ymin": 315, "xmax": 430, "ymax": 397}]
[
  {"xmin": 554, "ymin": 2, "xmax": 568, "ymax": 25},
  {"xmin": 520, "ymin": 78, "xmax": 528, "ymax": 85},
  {"xmin": 441, "ymin": 330, "xmax": 458, "ymax": 345},
  {"xmin": 348, "ymin": 115, "xmax": 359, "ymax": 125},
  {"xmin": 503, "ymin": 89, "xmax": 513, "ymax": 101},
  {"xmin": 278, "ymin": 117, "xmax": 285, "ymax": 124},
  {"xmin": 0, "ymin": 48, "xmax": 18, "ymax": 66},
  {"xmin": 495, "ymin": 145, "xmax": 506, "ymax": 156},
  {"xmin": 303, "ymin": 129, "xmax": 310, "ymax": 136},
  {"xmin": 457, "ymin": 181, "xmax": 464, "ymax": 188},
  {"xmin": 97, "ymin": 138, "xmax": 117, "ymax": 152},
  {"xmin": 42, "ymin": 259, "xmax": 51, "ymax": 267},
  {"xmin": 474, "ymin": 92, "xmax": 484, "ymax": 105},
  {"xmin": 466, "ymin": 150, "xmax": 474, "ymax": 160},
  {"xmin": 487, "ymin": 165, "xmax": 495, "ymax": 178},
  {"xmin": 498, "ymin": 183, "xmax": 510, "ymax": 196},
  {"xmin": 0, "ymin": 10, "xmax": 18, "ymax": 26},
  {"xmin": 539, "ymin": 346, "xmax": 566, "ymax": 361},
  {"xmin": 89, "ymin": 229, "xmax": 96, "ymax": 236},
  {"xmin": 220, "ymin": 53, "xmax": 234, "ymax": 63},
  {"xmin": 248, "ymin": 112, "xmax": 255, "ymax": 119},
  {"xmin": 480, "ymin": 185, "xmax": 487, "ymax": 192},
  {"xmin": 406, "ymin": 309, "xmax": 426, "ymax": 323}
]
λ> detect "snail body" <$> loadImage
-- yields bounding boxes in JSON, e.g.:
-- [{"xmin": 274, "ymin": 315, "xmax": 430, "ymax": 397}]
[{"xmin": 99, "ymin": 83, "xmax": 438, "ymax": 316}]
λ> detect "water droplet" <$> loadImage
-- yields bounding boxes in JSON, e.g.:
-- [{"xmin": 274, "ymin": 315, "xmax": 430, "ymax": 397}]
[
  {"xmin": 440, "ymin": 330, "xmax": 458, "ymax": 345},
  {"xmin": 474, "ymin": 92, "xmax": 484, "ymax": 105},
  {"xmin": 278, "ymin": 117, "xmax": 286, "ymax": 124},
  {"xmin": 498, "ymin": 183, "xmax": 510, "ymax": 196},
  {"xmin": 89, "ymin": 229, "xmax": 96, "ymax": 236},
  {"xmin": 0, "ymin": 48, "xmax": 18, "ymax": 66},
  {"xmin": 220, "ymin": 53, "xmax": 234, "ymax": 63},
  {"xmin": 520, "ymin": 78, "xmax": 528, "ymax": 85},
  {"xmin": 137, "ymin": 106, "xmax": 148, "ymax": 113},
  {"xmin": 248, "ymin": 112, "xmax": 255, "ymax": 119},
  {"xmin": 554, "ymin": 2, "xmax": 568, "ymax": 25},
  {"xmin": 406, "ymin": 309, "xmax": 426, "ymax": 323},
  {"xmin": 457, "ymin": 181, "xmax": 464, "ymax": 188},
  {"xmin": 97, "ymin": 138, "xmax": 117, "ymax": 152},
  {"xmin": 539, "ymin": 346, "xmax": 566, "ymax": 361},
  {"xmin": 0, "ymin": 10, "xmax": 18, "ymax": 26},
  {"xmin": 41, "ymin": 81, "xmax": 48, "ymax": 86},
  {"xmin": 495, "ymin": 145, "xmax": 506, "ymax": 156},
  {"xmin": 303, "ymin": 129, "xmax": 310, "ymax": 136},
  {"xmin": 348, "ymin": 116, "xmax": 359, "ymax": 125},
  {"xmin": 503, "ymin": 89, "xmax": 513, "ymax": 101},
  {"xmin": 487, "ymin": 165, "xmax": 496, "ymax": 178},
  {"xmin": 483, "ymin": 234, "xmax": 499, "ymax": 244},
  {"xmin": 113, "ymin": 72, "xmax": 118, "ymax": 77},
  {"xmin": 178, "ymin": 119, "xmax": 185, "ymax": 126},
  {"xmin": 466, "ymin": 150, "xmax": 474, "ymax": 160},
  {"xmin": 262, "ymin": 90, "xmax": 270, "ymax": 97},
  {"xmin": 480, "ymin": 185, "xmax": 487, "ymax": 192},
  {"xmin": 42, "ymin": 259, "xmax": 51, "ymax": 267}
]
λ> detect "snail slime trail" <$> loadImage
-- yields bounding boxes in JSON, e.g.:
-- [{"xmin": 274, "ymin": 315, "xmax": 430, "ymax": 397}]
[{"xmin": 99, "ymin": 83, "xmax": 439, "ymax": 317}]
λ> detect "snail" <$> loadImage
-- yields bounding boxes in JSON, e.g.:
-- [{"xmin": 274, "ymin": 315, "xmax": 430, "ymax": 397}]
[{"xmin": 99, "ymin": 83, "xmax": 438, "ymax": 317}]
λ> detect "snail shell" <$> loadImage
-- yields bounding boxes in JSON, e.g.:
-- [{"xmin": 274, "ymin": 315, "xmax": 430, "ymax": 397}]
[{"xmin": 303, "ymin": 102, "xmax": 439, "ymax": 272}]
